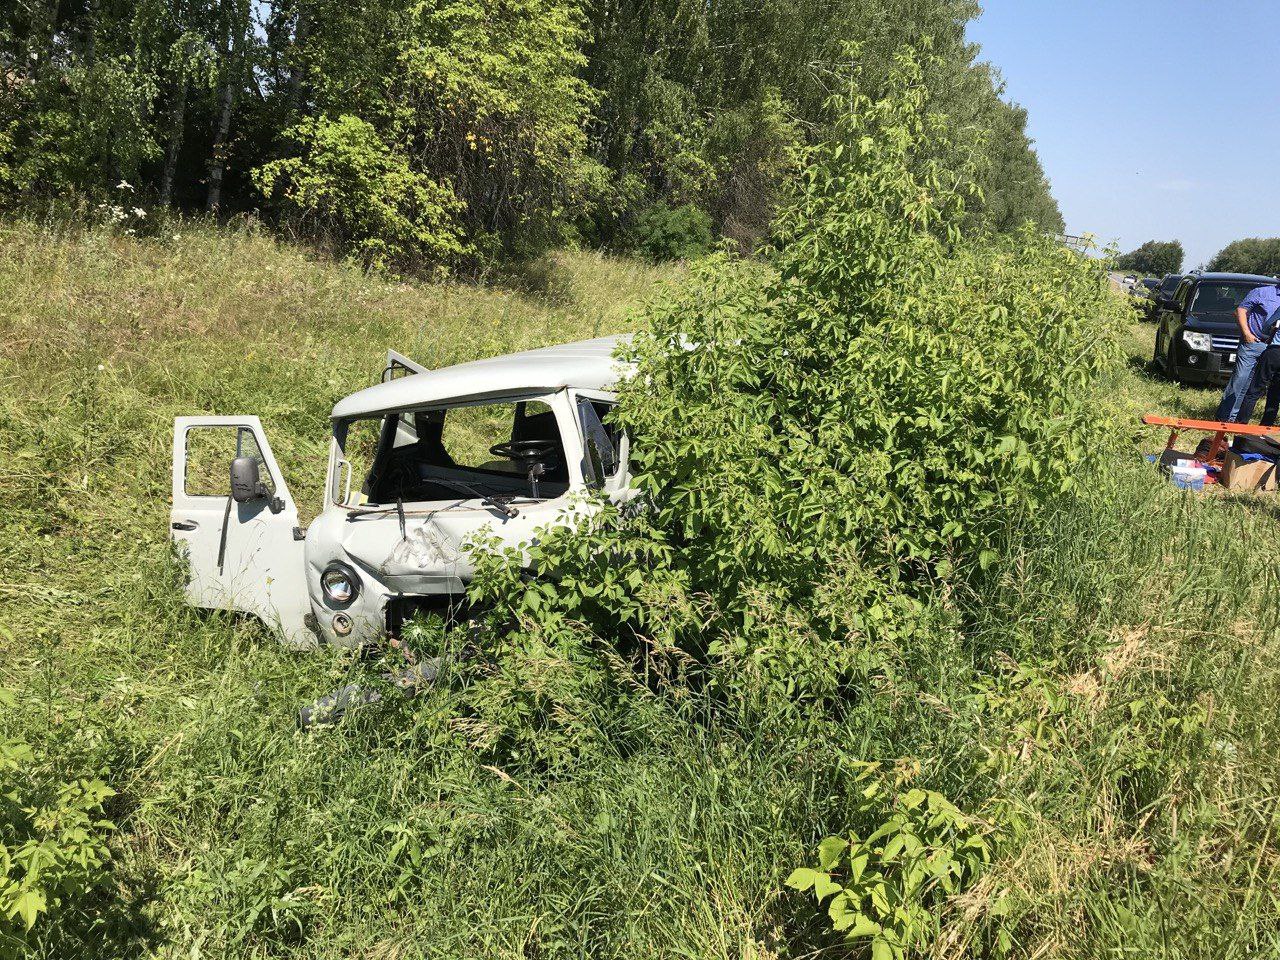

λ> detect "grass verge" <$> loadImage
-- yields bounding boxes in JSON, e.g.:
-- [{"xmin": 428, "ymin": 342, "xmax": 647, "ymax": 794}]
[{"xmin": 0, "ymin": 228, "xmax": 1277, "ymax": 958}]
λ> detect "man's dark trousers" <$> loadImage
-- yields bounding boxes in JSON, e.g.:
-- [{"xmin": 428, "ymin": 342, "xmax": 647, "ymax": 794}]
[{"xmin": 1234, "ymin": 345, "xmax": 1280, "ymax": 425}]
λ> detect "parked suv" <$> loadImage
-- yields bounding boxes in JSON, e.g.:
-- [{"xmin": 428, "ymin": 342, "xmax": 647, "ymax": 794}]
[
  {"xmin": 1143, "ymin": 273, "xmax": 1184, "ymax": 321},
  {"xmin": 1152, "ymin": 272, "xmax": 1280, "ymax": 384}
]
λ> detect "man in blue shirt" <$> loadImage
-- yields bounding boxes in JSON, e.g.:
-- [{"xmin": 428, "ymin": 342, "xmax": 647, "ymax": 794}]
[{"xmin": 1217, "ymin": 283, "xmax": 1280, "ymax": 423}]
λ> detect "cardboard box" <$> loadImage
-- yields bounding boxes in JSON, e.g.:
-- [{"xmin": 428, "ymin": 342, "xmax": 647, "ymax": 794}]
[{"xmin": 1220, "ymin": 452, "xmax": 1279, "ymax": 492}]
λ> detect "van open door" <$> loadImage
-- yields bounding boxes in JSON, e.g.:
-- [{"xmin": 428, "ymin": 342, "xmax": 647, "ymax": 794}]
[{"xmin": 170, "ymin": 416, "xmax": 314, "ymax": 646}]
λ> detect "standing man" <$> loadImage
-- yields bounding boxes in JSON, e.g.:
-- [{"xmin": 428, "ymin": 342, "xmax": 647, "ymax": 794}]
[{"xmin": 1216, "ymin": 281, "xmax": 1280, "ymax": 424}]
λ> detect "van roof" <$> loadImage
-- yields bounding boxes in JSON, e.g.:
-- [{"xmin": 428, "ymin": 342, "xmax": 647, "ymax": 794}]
[{"xmin": 331, "ymin": 335, "xmax": 633, "ymax": 420}]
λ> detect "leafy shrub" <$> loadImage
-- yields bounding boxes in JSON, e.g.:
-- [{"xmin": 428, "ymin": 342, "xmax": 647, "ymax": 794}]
[
  {"xmin": 0, "ymin": 56, "xmax": 158, "ymax": 203},
  {"xmin": 630, "ymin": 203, "xmax": 714, "ymax": 261},
  {"xmin": 786, "ymin": 768, "xmax": 994, "ymax": 958},
  {"xmin": 253, "ymin": 115, "xmax": 467, "ymax": 273},
  {"xmin": 467, "ymin": 50, "xmax": 1126, "ymax": 736},
  {"xmin": 452, "ymin": 55, "xmax": 1128, "ymax": 957},
  {"xmin": 0, "ymin": 733, "xmax": 114, "ymax": 945},
  {"xmin": 970, "ymin": 659, "xmax": 1086, "ymax": 774}
]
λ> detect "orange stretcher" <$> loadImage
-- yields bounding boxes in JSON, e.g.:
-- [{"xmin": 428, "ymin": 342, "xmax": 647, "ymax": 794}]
[{"xmin": 1141, "ymin": 415, "xmax": 1280, "ymax": 483}]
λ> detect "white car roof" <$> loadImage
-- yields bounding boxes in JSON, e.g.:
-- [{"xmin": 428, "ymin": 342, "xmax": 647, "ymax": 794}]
[{"xmin": 331, "ymin": 335, "xmax": 634, "ymax": 420}]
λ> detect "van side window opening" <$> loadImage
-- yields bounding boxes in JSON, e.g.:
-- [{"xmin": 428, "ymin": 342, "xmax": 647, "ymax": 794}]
[{"xmin": 335, "ymin": 400, "xmax": 570, "ymax": 506}]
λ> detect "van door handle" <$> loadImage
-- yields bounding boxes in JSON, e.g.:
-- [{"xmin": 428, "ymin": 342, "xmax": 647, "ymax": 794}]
[{"xmin": 172, "ymin": 520, "xmax": 198, "ymax": 531}]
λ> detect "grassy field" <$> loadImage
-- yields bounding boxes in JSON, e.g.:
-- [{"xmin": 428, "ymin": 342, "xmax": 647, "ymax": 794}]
[{"xmin": 2, "ymin": 226, "xmax": 1279, "ymax": 958}]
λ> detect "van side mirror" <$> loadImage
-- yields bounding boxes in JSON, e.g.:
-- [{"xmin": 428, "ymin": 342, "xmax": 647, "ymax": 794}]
[{"xmin": 230, "ymin": 456, "xmax": 266, "ymax": 503}]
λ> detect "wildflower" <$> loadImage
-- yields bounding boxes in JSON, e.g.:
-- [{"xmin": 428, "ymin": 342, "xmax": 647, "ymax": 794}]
[
  {"xmin": 116, "ymin": 179, "xmax": 134, "ymax": 192},
  {"xmin": 132, "ymin": 207, "xmax": 147, "ymax": 218}
]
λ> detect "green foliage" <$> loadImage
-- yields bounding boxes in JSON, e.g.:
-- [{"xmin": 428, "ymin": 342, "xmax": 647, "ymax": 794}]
[
  {"xmin": 283, "ymin": 0, "xmax": 598, "ymax": 269},
  {"xmin": 0, "ymin": 57, "xmax": 158, "ymax": 201},
  {"xmin": 1207, "ymin": 237, "xmax": 1280, "ymax": 277},
  {"xmin": 253, "ymin": 115, "xmax": 467, "ymax": 272},
  {"xmin": 0, "ymin": 121, "xmax": 14, "ymax": 202},
  {"xmin": 450, "ymin": 54, "xmax": 1123, "ymax": 953},
  {"xmin": 0, "ymin": 0, "xmax": 1062, "ymax": 269},
  {"xmin": 971, "ymin": 661, "xmax": 1076, "ymax": 776},
  {"xmin": 702, "ymin": 89, "xmax": 801, "ymax": 247},
  {"xmin": 469, "ymin": 52, "xmax": 1124, "ymax": 736},
  {"xmin": 965, "ymin": 96, "xmax": 1065, "ymax": 236},
  {"xmin": 0, "ymin": 732, "xmax": 115, "ymax": 946},
  {"xmin": 786, "ymin": 769, "xmax": 994, "ymax": 957},
  {"xmin": 584, "ymin": 1, "xmax": 1063, "ymax": 247},
  {"xmin": 1115, "ymin": 239, "xmax": 1184, "ymax": 276},
  {"xmin": 630, "ymin": 203, "xmax": 714, "ymax": 261}
]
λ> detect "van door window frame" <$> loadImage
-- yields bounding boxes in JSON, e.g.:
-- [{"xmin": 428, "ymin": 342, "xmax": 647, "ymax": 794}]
[{"xmin": 570, "ymin": 389, "xmax": 626, "ymax": 492}]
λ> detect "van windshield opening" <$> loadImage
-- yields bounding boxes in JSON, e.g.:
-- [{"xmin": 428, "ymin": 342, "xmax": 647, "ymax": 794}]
[{"xmin": 336, "ymin": 400, "xmax": 570, "ymax": 507}]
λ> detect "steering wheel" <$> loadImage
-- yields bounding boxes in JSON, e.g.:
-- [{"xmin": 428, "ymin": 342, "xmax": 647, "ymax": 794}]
[{"xmin": 489, "ymin": 439, "xmax": 559, "ymax": 463}]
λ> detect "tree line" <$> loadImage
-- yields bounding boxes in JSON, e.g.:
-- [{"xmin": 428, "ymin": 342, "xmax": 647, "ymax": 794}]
[
  {"xmin": 0, "ymin": 0, "xmax": 1065, "ymax": 272},
  {"xmin": 1117, "ymin": 237, "xmax": 1280, "ymax": 280},
  {"xmin": 1208, "ymin": 238, "xmax": 1280, "ymax": 278},
  {"xmin": 1115, "ymin": 240, "xmax": 1184, "ymax": 277}
]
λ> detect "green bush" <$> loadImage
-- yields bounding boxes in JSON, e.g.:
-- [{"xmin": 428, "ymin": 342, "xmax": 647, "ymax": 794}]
[
  {"xmin": 453, "ymin": 52, "xmax": 1128, "ymax": 954},
  {"xmin": 467, "ymin": 50, "xmax": 1126, "ymax": 728},
  {"xmin": 630, "ymin": 203, "xmax": 714, "ymax": 261},
  {"xmin": 253, "ymin": 115, "xmax": 467, "ymax": 273},
  {"xmin": 786, "ymin": 769, "xmax": 994, "ymax": 958},
  {"xmin": 0, "ymin": 730, "xmax": 115, "ymax": 948}
]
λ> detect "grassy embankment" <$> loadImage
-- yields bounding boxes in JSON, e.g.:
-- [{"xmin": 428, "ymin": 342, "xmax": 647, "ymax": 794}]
[{"xmin": 1, "ymin": 224, "xmax": 1279, "ymax": 958}]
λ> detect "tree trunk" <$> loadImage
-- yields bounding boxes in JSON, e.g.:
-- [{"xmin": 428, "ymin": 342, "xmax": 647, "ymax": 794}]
[
  {"xmin": 286, "ymin": 1, "xmax": 308, "ymax": 121},
  {"xmin": 33, "ymin": 0, "xmax": 61, "ymax": 78},
  {"xmin": 83, "ymin": 0, "xmax": 99, "ymax": 63},
  {"xmin": 206, "ymin": 0, "xmax": 247, "ymax": 214},
  {"xmin": 159, "ymin": 77, "xmax": 188, "ymax": 207}
]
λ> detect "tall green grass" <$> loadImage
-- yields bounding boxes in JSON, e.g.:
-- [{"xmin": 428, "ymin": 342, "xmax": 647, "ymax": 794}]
[{"xmin": 1, "ymin": 225, "xmax": 1278, "ymax": 958}]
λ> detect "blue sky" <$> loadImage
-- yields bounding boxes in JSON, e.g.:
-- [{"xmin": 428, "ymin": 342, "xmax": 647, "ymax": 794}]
[{"xmin": 967, "ymin": 0, "xmax": 1280, "ymax": 269}]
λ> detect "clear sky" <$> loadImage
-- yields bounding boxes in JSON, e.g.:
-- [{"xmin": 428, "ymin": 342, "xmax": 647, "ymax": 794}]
[{"xmin": 967, "ymin": 0, "xmax": 1280, "ymax": 269}]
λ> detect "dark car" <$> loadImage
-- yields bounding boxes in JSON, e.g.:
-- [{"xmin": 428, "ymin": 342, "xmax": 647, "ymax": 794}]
[
  {"xmin": 1142, "ymin": 273, "xmax": 1184, "ymax": 321},
  {"xmin": 1133, "ymin": 277, "xmax": 1161, "ymax": 317},
  {"xmin": 1152, "ymin": 272, "xmax": 1280, "ymax": 384}
]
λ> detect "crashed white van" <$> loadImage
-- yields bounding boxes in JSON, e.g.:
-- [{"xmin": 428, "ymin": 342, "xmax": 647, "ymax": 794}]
[{"xmin": 170, "ymin": 336, "xmax": 633, "ymax": 647}]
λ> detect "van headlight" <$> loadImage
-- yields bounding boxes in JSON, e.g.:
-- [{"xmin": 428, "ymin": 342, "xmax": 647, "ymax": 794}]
[
  {"xmin": 1182, "ymin": 330, "xmax": 1212, "ymax": 352},
  {"xmin": 321, "ymin": 562, "xmax": 360, "ymax": 606}
]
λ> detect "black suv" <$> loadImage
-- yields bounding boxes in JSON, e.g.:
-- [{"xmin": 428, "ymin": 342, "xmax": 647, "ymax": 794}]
[
  {"xmin": 1143, "ymin": 273, "xmax": 1183, "ymax": 321},
  {"xmin": 1153, "ymin": 272, "xmax": 1280, "ymax": 384}
]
